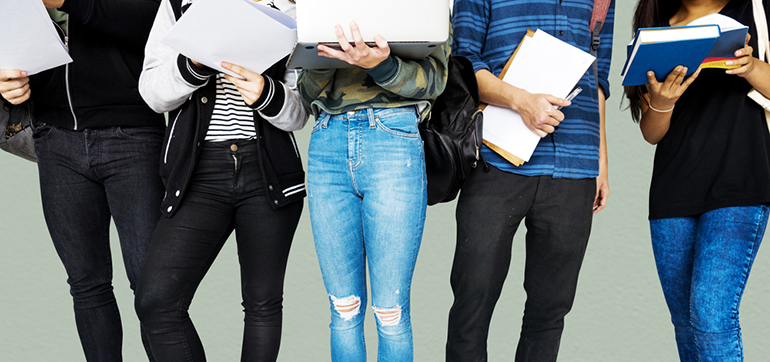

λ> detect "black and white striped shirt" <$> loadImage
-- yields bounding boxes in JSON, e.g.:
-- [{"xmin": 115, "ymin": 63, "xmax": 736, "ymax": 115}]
[{"xmin": 205, "ymin": 75, "xmax": 257, "ymax": 142}]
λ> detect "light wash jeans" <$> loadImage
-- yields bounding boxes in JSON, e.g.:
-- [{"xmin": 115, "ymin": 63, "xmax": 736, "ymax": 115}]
[
  {"xmin": 650, "ymin": 205, "xmax": 768, "ymax": 362},
  {"xmin": 308, "ymin": 107, "xmax": 427, "ymax": 362}
]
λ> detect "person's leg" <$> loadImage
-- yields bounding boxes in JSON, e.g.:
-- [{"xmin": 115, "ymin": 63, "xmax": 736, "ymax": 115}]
[
  {"xmin": 231, "ymin": 142, "xmax": 303, "ymax": 362},
  {"xmin": 308, "ymin": 112, "xmax": 368, "ymax": 362},
  {"xmin": 514, "ymin": 177, "xmax": 594, "ymax": 362},
  {"xmin": 649, "ymin": 216, "xmax": 698, "ymax": 362},
  {"xmin": 446, "ymin": 167, "xmax": 537, "ymax": 362},
  {"xmin": 355, "ymin": 107, "xmax": 425, "ymax": 362},
  {"xmin": 135, "ymin": 142, "xmax": 239, "ymax": 362},
  {"xmin": 96, "ymin": 126, "xmax": 165, "ymax": 360},
  {"xmin": 34, "ymin": 125, "xmax": 124, "ymax": 361},
  {"xmin": 690, "ymin": 205, "xmax": 768, "ymax": 362}
]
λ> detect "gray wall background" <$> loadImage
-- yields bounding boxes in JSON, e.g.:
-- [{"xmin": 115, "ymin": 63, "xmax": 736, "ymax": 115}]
[{"xmin": 2, "ymin": 2, "xmax": 769, "ymax": 360}]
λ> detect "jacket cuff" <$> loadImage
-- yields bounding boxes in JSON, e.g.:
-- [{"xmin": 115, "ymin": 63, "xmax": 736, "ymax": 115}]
[
  {"xmin": 365, "ymin": 56, "xmax": 399, "ymax": 84},
  {"xmin": 177, "ymin": 54, "xmax": 217, "ymax": 86},
  {"xmin": 249, "ymin": 75, "xmax": 285, "ymax": 117}
]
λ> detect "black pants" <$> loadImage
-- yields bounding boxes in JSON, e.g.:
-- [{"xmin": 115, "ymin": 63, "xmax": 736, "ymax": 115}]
[
  {"xmin": 135, "ymin": 141, "xmax": 303, "ymax": 362},
  {"xmin": 446, "ymin": 166, "xmax": 595, "ymax": 362}
]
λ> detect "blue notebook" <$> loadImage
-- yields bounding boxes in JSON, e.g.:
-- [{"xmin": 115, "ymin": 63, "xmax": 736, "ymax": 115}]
[{"xmin": 621, "ymin": 25, "xmax": 721, "ymax": 86}]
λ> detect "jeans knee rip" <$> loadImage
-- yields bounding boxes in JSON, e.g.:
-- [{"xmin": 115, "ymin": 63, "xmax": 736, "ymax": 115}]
[
  {"xmin": 373, "ymin": 305, "xmax": 402, "ymax": 326},
  {"xmin": 330, "ymin": 295, "xmax": 361, "ymax": 321}
]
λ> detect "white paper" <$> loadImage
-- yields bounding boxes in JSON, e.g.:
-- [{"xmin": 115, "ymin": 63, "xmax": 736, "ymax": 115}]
[
  {"xmin": 162, "ymin": 0, "xmax": 297, "ymax": 78},
  {"xmin": 0, "ymin": 0, "xmax": 72, "ymax": 75},
  {"xmin": 483, "ymin": 30, "xmax": 595, "ymax": 163}
]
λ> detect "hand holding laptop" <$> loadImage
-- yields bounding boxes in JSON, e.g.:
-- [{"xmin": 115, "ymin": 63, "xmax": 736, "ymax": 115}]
[{"xmin": 317, "ymin": 21, "xmax": 391, "ymax": 69}]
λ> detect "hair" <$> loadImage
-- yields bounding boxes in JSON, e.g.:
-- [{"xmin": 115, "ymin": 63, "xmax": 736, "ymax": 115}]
[{"xmin": 623, "ymin": 0, "xmax": 682, "ymax": 122}]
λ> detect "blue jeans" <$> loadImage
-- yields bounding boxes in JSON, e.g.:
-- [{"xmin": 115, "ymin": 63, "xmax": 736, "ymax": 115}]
[
  {"xmin": 308, "ymin": 107, "xmax": 427, "ymax": 362},
  {"xmin": 650, "ymin": 205, "xmax": 768, "ymax": 362},
  {"xmin": 34, "ymin": 124, "xmax": 165, "ymax": 361}
]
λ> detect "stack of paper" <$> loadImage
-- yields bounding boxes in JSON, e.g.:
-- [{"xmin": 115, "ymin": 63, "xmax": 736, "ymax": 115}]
[
  {"xmin": 0, "ymin": 0, "xmax": 72, "ymax": 75},
  {"xmin": 482, "ymin": 29, "xmax": 595, "ymax": 166},
  {"xmin": 162, "ymin": 0, "xmax": 297, "ymax": 78}
]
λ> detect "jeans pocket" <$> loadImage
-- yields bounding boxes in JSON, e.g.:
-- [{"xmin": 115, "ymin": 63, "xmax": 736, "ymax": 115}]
[
  {"xmin": 117, "ymin": 126, "xmax": 166, "ymax": 141},
  {"xmin": 32, "ymin": 123, "xmax": 55, "ymax": 141},
  {"xmin": 374, "ymin": 109, "xmax": 419, "ymax": 139},
  {"xmin": 311, "ymin": 113, "xmax": 331, "ymax": 135}
]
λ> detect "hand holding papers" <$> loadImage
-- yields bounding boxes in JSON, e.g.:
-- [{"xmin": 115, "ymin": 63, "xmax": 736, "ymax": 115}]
[
  {"xmin": 481, "ymin": 30, "xmax": 595, "ymax": 166},
  {"xmin": 161, "ymin": 0, "xmax": 297, "ymax": 78},
  {"xmin": 0, "ymin": 0, "xmax": 72, "ymax": 75}
]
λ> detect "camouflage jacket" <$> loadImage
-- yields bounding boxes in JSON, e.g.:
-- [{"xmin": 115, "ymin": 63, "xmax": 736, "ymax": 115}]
[{"xmin": 297, "ymin": 34, "xmax": 451, "ymax": 121}]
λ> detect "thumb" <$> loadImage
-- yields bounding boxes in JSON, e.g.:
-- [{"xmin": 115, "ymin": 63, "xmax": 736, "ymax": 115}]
[
  {"xmin": 545, "ymin": 94, "xmax": 570, "ymax": 108},
  {"xmin": 0, "ymin": 69, "xmax": 27, "ymax": 81}
]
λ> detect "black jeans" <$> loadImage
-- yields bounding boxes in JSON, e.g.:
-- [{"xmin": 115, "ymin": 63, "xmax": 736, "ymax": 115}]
[
  {"xmin": 135, "ymin": 141, "xmax": 302, "ymax": 362},
  {"xmin": 34, "ymin": 125, "xmax": 165, "ymax": 361},
  {"xmin": 446, "ymin": 166, "xmax": 595, "ymax": 362}
]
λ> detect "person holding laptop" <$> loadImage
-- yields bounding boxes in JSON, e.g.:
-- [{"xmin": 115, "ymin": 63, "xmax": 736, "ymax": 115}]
[
  {"xmin": 134, "ymin": 0, "xmax": 307, "ymax": 361},
  {"xmin": 297, "ymin": 20, "xmax": 450, "ymax": 362},
  {"xmin": 447, "ymin": 0, "xmax": 614, "ymax": 361}
]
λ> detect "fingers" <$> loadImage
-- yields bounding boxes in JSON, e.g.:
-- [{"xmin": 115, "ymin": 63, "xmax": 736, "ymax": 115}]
[
  {"xmin": 662, "ymin": 66, "xmax": 686, "ymax": 90},
  {"xmin": 726, "ymin": 44, "xmax": 755, "ymax": 76},
  {"xmin": 0, "ymin": 70, "xmax": 31, "ymax": 104},
  {"xmin": 681, "ymin": 68, "xmax": 701, "ymax": 87},
  {"xmin": 0, "ymin": 69, "xmax": 27, "ymax": 81},
  {"xmin": 3, "ymin": 86, "xmax": 31, "ymax": 105},
  {"xmin": 334, "ymin": 24, "xmax": 353, "ymax": 53},
  {"xmin": 593, "ymin": 181, "xmax": 609, "ymax": 214},
  {"xmin": 545, "ymin": 94, "xmax": 571, "ymax": 109},
  {"xmin": 373, "ymin": 34, "xmax": 389, "ymax": 51},
  {"xmin": 646, "ymin": 70, "xmax": 660, "ymax": 87},
  {"xmin": 221, "ymin": 61, "xmax": 257, "ymax": 81},
  {"xmin": 349, "ymin": 21, "xmax": 369, "ymax": 57}
]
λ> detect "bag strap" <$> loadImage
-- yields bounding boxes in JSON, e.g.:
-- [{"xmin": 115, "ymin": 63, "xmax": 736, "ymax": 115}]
[
  {"xmin": 589, "ymin": 0, "xmax": 611, "ymax": 99},
  {"xmin": 752, "ymin": 0, "xmax": 769, "ymax": 62}
]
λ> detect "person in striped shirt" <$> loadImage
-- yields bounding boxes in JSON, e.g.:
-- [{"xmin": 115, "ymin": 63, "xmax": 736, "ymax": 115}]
[
  {"xmin": 447, "ymin": 1, "xmax": 614, "ymax": 361},
  {"xmin": 134, "ymin": 0, "xmax": 307, "ymax": 361}
]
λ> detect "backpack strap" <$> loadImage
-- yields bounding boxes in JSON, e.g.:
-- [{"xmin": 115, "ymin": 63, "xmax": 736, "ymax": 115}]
[{"xmin": 589, "ymin": 0, "xmax": 611, "ymax": 98}]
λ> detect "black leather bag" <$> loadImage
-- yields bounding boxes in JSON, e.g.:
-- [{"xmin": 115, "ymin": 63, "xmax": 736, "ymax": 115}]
[
  {"xmin": 420, "ymin": 55, "xmax": 483, "ymax": 205},
  {"xmin": 0, "ymin": 102, "xmax": 36, "ymax": 162}
]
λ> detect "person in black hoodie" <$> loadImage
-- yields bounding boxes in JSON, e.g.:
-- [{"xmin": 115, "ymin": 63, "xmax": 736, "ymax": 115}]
[
  {"xmin": 133, "ymin": 0, "xmax": 307, "ymax": 360},
  {"xmin": 0, "ymin": 1, "xmax": 164, "ymax": 361}
]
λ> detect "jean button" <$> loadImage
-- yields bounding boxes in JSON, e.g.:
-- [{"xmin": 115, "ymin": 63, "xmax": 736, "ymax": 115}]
[
  {"xmin": 274, "ymin": 200, "xmax": 279, "ymax": 205},
  {"xmin": 230, "ymin": 144, "xmax": 238, "ymax": 152},
  {"xmin": 269, "ymin": 185, "xmax": 274, "ymax": 191},
  {"xmin": 201, "ymin": 96, "xmax": 208, "ymax": 104}
]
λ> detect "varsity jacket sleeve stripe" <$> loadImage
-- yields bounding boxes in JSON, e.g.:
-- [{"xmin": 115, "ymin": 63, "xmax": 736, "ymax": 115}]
[
  {"xmin": 139, "ymin": 0, "xmax": 213, "ymax": 113},
  {"xmin": 251, "ymin": 70, "xmax": 309, "ymax": 132}
]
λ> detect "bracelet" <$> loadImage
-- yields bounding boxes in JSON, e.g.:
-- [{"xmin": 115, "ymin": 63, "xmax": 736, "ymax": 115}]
[{"xmin": 648, "ymin": 103, "xmax": 675, "ymax": 113}]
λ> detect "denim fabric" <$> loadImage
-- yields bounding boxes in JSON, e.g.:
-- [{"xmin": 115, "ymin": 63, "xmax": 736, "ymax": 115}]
[
  {"xmin": 650, "ymin": 205, "xmax": 768, "ymax": 362},
  {"xmin": 135, "ymin": 141, "xmax": 302, "ymax": 362},
  {"xmin": 33, "ymin": 124, "xmax": 165, "ymax": 361},
  {"xmin": 446, "ymin": 166, "xmax": 596, "ymax": 362},
  {"xmin": 307, "ymin": 107, "xmax": 426, "ymax": 362}
]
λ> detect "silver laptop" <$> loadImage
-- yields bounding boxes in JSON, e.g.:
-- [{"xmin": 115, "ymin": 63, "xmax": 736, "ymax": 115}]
[{"xmin": 286, "ymin": 0, "xmax": 450, "ymax": 69}]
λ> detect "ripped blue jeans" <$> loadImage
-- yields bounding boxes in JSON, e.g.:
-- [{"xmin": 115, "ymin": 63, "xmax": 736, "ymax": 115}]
[
  {"xmin": 650, "ymin": 204, "xmax": 768, "ymax": 362},
  {"xmin": 308, "ymin": 107, "xmax": 427, "ymax": 362}
]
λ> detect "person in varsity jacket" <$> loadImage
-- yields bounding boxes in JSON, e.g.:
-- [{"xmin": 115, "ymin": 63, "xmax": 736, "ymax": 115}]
[{"xmin": 134, "ymin": 0, "xmax": 307, "ymax": 361}]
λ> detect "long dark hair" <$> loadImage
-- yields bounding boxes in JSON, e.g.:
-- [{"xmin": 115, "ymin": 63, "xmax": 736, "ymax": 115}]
[{"xmin": 623, "ymin": 0, "xmax": 682, "ymax": 122}]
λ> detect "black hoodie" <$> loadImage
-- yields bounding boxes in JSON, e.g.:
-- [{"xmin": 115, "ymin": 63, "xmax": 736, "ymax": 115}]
[{"xmin": 29, "ymin": 0, "xmax": 165, "ymax": 130}]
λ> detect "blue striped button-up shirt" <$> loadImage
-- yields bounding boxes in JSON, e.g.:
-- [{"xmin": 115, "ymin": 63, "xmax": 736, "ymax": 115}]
[{"xmin": 452, "ymin": 0, "xmax": 615, "ymax": 179}]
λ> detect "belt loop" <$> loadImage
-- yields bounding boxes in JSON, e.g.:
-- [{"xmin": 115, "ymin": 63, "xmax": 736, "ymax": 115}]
[
  {"xmin": 320, "ymin": 112, "xmax": 330, "ymax": 128},
  {"xmin": 367, "ymin": 107, "xmax": 376, "ymax": 129}
]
